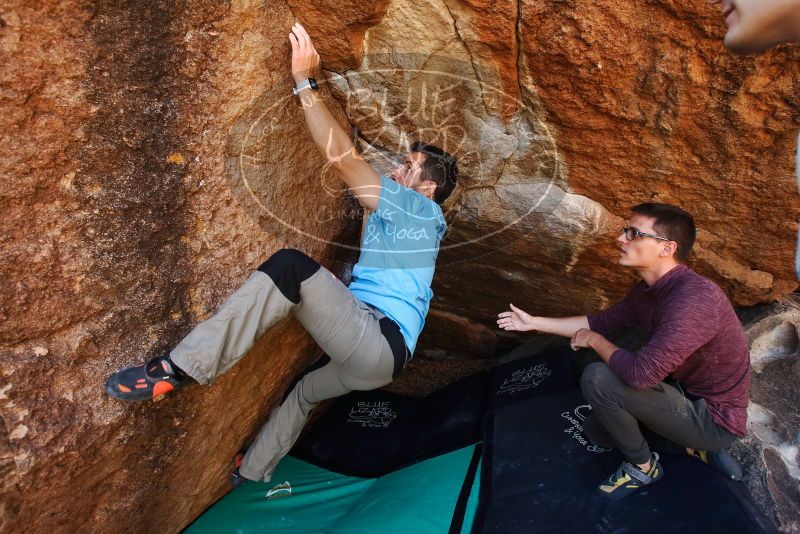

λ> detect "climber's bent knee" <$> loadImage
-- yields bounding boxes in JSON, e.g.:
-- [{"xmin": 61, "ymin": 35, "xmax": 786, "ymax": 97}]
[{"xmin": 257, "ymin": 248, "xmax": 321, "ymax": 304}]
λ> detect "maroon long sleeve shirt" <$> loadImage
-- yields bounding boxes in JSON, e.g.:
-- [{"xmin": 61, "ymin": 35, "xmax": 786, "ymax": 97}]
[{"xmin": 587, "ymin": 264, "xmax": 750, "ymax": 436}]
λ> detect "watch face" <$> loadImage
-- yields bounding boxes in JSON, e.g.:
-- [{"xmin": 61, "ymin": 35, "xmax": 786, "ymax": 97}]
[{"xmin": 308, "ymin": 78, "xmax": 318, "ymax": 90}]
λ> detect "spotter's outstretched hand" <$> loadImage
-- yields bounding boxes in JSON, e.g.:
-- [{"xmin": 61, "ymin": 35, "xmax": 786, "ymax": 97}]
[{"xmin": 497, "ymin": 303, "xmax": 534, "ymax": 332}]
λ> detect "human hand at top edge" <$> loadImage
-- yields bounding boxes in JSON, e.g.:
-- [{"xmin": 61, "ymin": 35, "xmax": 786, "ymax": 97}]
[{"xmin": 289, "ymin": 22, "xmax": 321, "ymax": 85}]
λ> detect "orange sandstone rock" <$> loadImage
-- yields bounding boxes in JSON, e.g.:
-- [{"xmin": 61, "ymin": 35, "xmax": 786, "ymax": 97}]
[{"xmin": 1, "ymin": 0, "xmax": 798, "ymax": 532}]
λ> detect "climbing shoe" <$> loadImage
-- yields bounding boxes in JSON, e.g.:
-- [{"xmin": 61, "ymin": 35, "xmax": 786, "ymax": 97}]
[
  {"xmin": 104, "ymin": 354, "xmax": 190, "ymax": 401},
  {"xmin": 597, "ymin": 452, "xmax": 664, "ymax": 500},
  {"xmin": 230, "ymin": 451, "xmax": 250, "ymax": 488},
  {"xmin": 691, "ymin": 449, "xmax": 742, "ymax": 481}
]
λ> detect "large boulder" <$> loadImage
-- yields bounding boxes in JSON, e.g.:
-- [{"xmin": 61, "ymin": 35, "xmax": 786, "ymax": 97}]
[
  {"xmin": 333, "ymin": 0, "xmax": 799, "ymax": 361},
  {"xmin": 1, "ymin": 0, "xmax": 797, "ymax": 532},
  {"xmin": 1, "ymin": 0, "xmax": 380, "ymax": 531}
]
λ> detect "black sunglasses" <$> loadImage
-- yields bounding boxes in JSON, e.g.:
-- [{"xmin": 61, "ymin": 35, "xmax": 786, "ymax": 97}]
[{"xmin": 621, "ymin": 226, "xmax": 670, "ymax": 242}]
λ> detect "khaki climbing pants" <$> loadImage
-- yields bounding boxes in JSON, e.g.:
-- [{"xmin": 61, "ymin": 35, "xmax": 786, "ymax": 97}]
[{"xmin": 170, "ymin": 249, "xmax": 404, "ymax": 482}]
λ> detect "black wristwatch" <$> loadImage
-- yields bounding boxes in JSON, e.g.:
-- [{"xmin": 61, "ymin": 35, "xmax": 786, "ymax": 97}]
[{"xmin": 292, "ymin": 78, "xmax": 318, "ymax": 96}]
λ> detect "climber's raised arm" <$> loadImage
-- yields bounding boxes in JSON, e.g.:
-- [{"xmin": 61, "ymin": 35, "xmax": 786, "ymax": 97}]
[{"xmin": 289, "ymin": 22, "xmax": 381, "ymax": 210}]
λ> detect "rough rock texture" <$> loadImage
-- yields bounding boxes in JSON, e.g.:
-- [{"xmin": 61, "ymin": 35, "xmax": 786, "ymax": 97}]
[
  {"xmin": 1, "ymin": 0, "xmax": 799, "ymax": 532},
  {"xmin": 733, "ymin": 296, "xmax": 800, "ymax": 533},
  {"xmin": 1, "ymin": 1, "xmax": 378, "ymax": 532},
  {"xmin": 517, "ymin": 0, "xmax": 799, "ymax": 307},
  {"xmin": 333, "ymin": 0, "xmax": 799, "ymax": 364}
]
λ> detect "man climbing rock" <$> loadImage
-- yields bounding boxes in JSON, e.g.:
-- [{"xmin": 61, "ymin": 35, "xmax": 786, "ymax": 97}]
[
  {"xmin": 707, "ymin": 0, "xmax": 800, "ymax": 280},
  {"xmin": 497, "ymin": 204, "xmax": 750, "ymax": 499},
  {"xmin": 105, "ymin": 23, "xmax": 458, "ymax": 486}
]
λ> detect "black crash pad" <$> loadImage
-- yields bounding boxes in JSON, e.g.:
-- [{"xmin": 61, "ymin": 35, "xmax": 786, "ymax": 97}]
[
  {"xmin": 487, "ymin": 346, "xmax": 579, "ymax": 412},
  {"xmin": 291, "ymin": 369, "xmax": 489, "ymax": 478},
  {"xmin": 290, "ymin": 346, "xmax": 774, "ymax": 533},
  {"xmin": 474, "ymin": 385, "xmax": 775, "ymax": 533}
]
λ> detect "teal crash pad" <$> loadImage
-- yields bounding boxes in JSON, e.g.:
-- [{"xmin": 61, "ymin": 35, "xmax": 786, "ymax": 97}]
[{"xmin": 186, "ymin": 444, "xmax": 480, "ymax": 534}]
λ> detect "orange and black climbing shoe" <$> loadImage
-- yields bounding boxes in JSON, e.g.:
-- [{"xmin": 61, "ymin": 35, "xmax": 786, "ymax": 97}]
[
  {"xmin": 104, "ymin": 354, "xmax": 190, "ymax": 402},
  {"xmin": 229, "ymin": 451, "xmax": 250, "ymax": 488}
]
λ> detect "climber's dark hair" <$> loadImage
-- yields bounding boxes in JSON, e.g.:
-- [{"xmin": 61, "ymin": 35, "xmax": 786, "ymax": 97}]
[
  {"xmin": 632, "ymin": 203, "xmax": 696, "ymax": 262},
  {"xmin": 410, "ymin": 141, "xmax": 458, "ymax": 204}
]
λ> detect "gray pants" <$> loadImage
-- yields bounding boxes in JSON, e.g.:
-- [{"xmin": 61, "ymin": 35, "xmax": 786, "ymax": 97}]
[
  {"xmin": 170, "ymin": 251, "xmax": 396, "ymax": 482},
  {"xmin": 580, "ymin": 362, "xmax": 737, "ymax": 465}
]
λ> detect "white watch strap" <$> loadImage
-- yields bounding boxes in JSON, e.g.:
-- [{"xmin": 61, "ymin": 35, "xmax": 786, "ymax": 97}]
[{"xmin": 292, "ymin": 79, "xmax": 313, "ymax": 95}]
